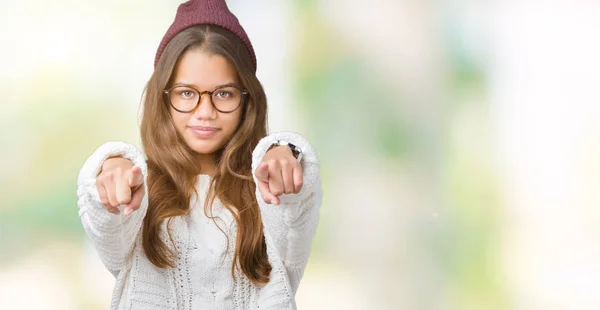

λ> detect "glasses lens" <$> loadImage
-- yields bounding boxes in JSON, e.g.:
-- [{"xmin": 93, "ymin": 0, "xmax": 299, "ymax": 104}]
[
  {"xmin": 169, "ymin": 86, "xmax": 199, "ymax": 112},
  {"xmin": 211, "ymin": 86, "xmax": 242, "ymax": 112}
]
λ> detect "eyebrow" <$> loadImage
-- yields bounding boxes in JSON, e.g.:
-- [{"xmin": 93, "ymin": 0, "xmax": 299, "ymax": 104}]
[{"xmin": 171, "ymin": 82, "xmax": 240, "ymax": 90}]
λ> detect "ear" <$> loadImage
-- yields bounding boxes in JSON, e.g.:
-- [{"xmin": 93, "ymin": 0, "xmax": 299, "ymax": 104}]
[{"xmin": 240, "ymin": 97, "xmax": 252, "ymax": 121}]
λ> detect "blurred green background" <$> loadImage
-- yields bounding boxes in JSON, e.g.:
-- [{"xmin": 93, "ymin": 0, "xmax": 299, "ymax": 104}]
[{"xmin": 2, "ymin": 0, "xmax": 600, "ymax": 309}]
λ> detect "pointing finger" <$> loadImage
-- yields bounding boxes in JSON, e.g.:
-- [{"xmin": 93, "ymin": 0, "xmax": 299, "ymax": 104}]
[
  {"xmin": 124, "ymin": 185, "xmax": 145, "ymax": 216},
  {"xmin": 97, "ymin": 180, "xmax": 110, "ymax": 208},
  {"xmin": 97, "ymin": 182, "xmax": 119, "ymax": 214},
  {"xmin": 268, "ymin": 161, "xmax": 283, "ymax": 197},
  {"xmin": 257, "ymin": 178, "xmax": 277, "ymax": 204},
  {"xmin": 255, "ymin": 162, "xmax": 270, "ymax": 182},
  {"xmin": 115, "ymin": 172, "xmax": 132, "ymax": 205}
]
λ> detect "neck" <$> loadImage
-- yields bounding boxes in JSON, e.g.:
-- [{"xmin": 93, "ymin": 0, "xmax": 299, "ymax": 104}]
[{"xmin": 194, "ymin": 153, "xmax": 217, "ymax": 177}]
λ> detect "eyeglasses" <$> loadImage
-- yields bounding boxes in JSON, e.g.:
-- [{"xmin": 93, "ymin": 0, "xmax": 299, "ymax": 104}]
[{"xmin": 164, "ymin": 84, "xmax": 249, "ymax": 113}]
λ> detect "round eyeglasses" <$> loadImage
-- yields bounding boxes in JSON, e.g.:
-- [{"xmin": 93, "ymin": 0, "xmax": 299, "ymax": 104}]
[{"xmin": 164, "ymin": 84, "xmax": 249, "ymax": 113}]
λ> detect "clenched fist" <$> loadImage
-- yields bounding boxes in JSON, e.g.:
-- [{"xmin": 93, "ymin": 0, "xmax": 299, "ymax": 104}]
[{"xmin": 96, "ymin": 157, "xmax": 145, "ymax": 215}]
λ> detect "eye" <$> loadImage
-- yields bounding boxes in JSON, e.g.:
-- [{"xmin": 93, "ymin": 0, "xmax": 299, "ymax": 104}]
[
  {"xmin": 178, "ymin": 90, "xmax": 196, "ymax": 99},
  {"xmin": 214, "ymin": 90, "xmax": 231, "ymax": 99}
]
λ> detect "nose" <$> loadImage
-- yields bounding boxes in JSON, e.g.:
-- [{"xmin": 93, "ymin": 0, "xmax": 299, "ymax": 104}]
[{"xmin": 193, "ymin": 93, "xmax": 217, "ymax": 119}]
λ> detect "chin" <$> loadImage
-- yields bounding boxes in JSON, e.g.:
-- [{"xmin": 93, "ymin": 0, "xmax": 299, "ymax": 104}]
[
  {"xmin": 187, "ymin": 140, "xmax": 221, "ymax": 154},
  {"xmin": 183, "ymin": 135, "xmax": 222, "ymax": 154}
]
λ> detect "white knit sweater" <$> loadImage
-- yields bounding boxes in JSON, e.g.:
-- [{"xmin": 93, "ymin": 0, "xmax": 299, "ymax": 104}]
[{"xmin": 76, "ymin": 132, "xmax": 322, "ymax": 310}]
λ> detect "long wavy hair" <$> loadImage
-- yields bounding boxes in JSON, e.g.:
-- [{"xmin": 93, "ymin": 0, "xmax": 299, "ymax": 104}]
[{"xmin": 139, "ymin": 25, "xmax": 270, "ymax": 285}]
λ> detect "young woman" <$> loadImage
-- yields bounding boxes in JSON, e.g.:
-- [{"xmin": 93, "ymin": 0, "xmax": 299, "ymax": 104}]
[{"xmin": 76, "ymin": 0, "xmax": 322, "ymax": 309}]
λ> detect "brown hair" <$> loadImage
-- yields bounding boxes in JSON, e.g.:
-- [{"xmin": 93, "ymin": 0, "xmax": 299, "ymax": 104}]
[{"xmin": 140, "ymin": 25, "xmax": 270, "ymax": 285}]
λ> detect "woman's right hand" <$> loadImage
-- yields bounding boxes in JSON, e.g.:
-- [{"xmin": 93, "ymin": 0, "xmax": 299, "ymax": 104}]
[{"xmin": 96, "ymin": 157, "xmax": 145, "ymax": 215}]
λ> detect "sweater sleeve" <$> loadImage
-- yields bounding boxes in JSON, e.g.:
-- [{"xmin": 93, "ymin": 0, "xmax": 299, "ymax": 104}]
[
  {"xmin": 76, "ymin": 141, "xmax": 149, "ymax": 276},
  {"xmin": 251, "ymin": 131, "xmax": 322, "ymax": 291}
]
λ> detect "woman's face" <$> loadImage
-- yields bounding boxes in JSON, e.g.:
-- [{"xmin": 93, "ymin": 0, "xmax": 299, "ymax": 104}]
[{"xmin": 169, "ymin": 49, "xmax": 243, "ymax": 159}]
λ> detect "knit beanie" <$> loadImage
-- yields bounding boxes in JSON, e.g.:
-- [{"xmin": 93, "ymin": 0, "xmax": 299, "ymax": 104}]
[{"xmin": 154, "ymin": 0, "xmax": 257, "ymax": 72}]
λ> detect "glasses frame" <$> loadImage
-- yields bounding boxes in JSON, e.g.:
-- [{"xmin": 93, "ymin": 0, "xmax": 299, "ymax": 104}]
[{"xmin": 164, "ymin": 84, "xmax": 249, "ymax": 114}]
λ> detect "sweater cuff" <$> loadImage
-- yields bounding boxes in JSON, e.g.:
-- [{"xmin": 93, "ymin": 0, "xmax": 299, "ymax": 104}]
[{"xmin": 77, "ymin": 141, "xmax": 147, "ymax": 183}]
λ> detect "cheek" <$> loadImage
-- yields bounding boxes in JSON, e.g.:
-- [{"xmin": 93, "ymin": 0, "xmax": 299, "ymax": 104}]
[
  {"xmin": 224, "ymin": 112, "xmax": 243, "ymax": 134},
  {"xmin": 170, "ymin": 112, "xmax": 188, "ymax": 132}
]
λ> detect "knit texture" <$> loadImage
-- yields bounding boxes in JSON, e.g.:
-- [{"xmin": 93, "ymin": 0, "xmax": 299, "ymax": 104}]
[
  {"xmin": 154, "ymin": 0, "xmax": 257, "ymax": 71},
  {"xmin": 77, "ymin": 132, "xmax": 321, "ymax": 309}
]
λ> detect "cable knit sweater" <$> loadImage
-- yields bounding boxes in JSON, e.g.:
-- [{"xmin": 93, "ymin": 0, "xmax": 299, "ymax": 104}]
[{"xmin": 76, "ymin": 132, "xmax": 322, "ymax": 310}]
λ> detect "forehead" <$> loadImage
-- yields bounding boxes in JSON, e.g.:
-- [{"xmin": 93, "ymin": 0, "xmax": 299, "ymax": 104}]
[{"xmin": 172, "ymin": 49, "xmax": 239, "ymax": 89}]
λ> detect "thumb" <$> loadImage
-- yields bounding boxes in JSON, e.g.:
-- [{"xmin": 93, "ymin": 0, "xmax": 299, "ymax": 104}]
[
  {"xmin": 128, "ymin": 166, "xmax": 144, "ymax": 188},
  {"xmin": 255, "ymin": 162, "xmax": 269, "ymax": 181}
]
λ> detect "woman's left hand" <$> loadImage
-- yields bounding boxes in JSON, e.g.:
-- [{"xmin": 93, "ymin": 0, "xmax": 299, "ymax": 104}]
[{"xmin": 255, "ymin": 145, "xmax": 303, "ymax": 205}]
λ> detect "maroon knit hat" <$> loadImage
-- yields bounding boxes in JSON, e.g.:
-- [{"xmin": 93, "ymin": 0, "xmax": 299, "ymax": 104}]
[{"xmin": 154, "ymin": 0, "xmax": 257, "ymax": 72}]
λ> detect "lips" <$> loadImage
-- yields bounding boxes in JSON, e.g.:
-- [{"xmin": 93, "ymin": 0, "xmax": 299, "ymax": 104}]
[
  {"xmin": 189, "ymin": 126, "xmax": 219, "ymax": 131},
  {"xmin": 188, "ymin": 125, "xmax": 220, "ymax": 137}
]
